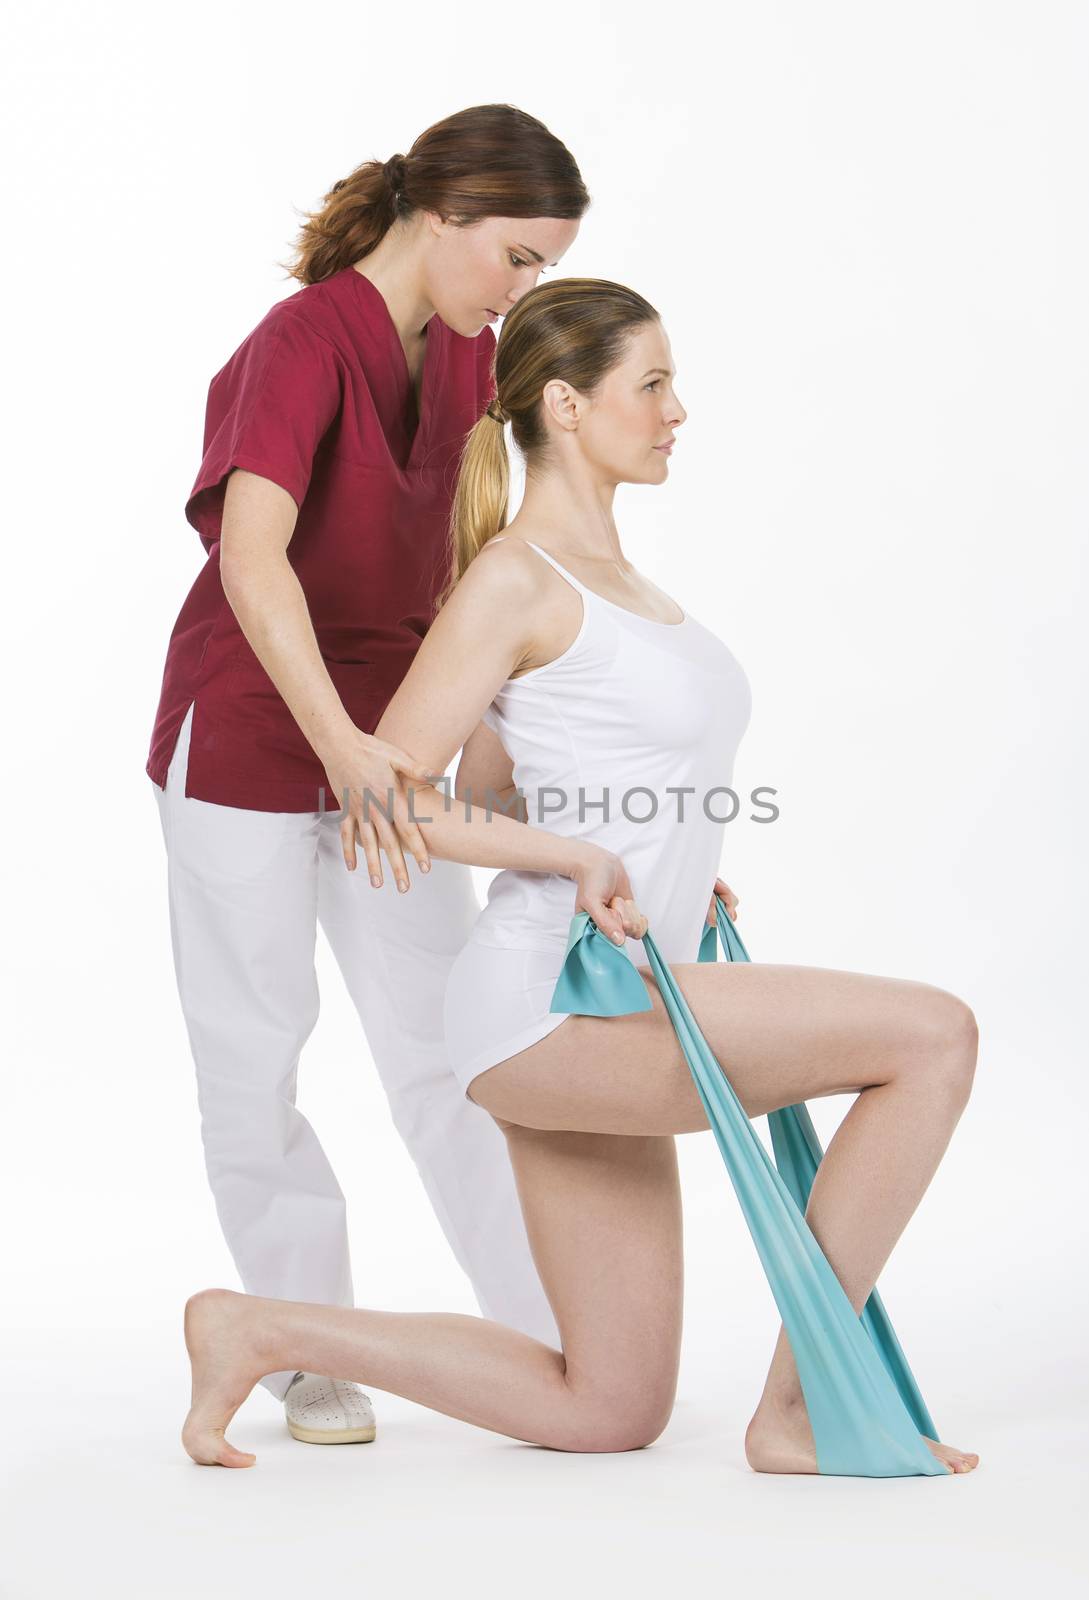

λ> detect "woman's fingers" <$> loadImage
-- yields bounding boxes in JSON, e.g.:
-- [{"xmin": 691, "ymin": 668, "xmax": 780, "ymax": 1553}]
[
  {"xmin": 347, "ymin": 750, "xmax": 434, "ymax": 877},
  {"xmin": 387, "ymin": 749, "xmax": 438, "ymax": 869},
  {"xmin": 371, "ymin": 811, "xmax": 411, "ymax": 893},
  {"xmin": 584, "ymin": 894, "xmax": 627, "ymax": 944},
  {"xmin": 713, "ymin": 876, "xmax": 740, "ymax": 920},
  {"xmin": 338, "ymin": 792, "xmax": 407, "ymax": 890},
  {"xmin": 358, "ymin": 818, "xmax": 383, "ymax": 886},
  {"xmin": 338, "ymin": 775, "xmax": 429, "ymax": 888},
  {"xmin": 340, "ymin": 812, "xmax": 383, "ymax": 886},
  {"xmin": 337, "ymin": 798, "xmax": 387, "ymax": 888},
  {"xmin": 608, "ymin": 895, "xmax": 648, "ymax": 940},
  {"xmin": 340, "ymin": 812, "xmax": 357, "ymax": 872},
  {"xmin": 573, "ymin": 850, "xmax": 640, "ymax": 943},
  {"xmin": 391, "ymin": 792, "xmax": 432, "ymax": 875},
  {"xmin": 385, "ymin": 763, "xmax": 433, "ymax": 873}
]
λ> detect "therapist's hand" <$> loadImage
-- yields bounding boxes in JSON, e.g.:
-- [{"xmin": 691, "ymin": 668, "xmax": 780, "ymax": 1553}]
[{"xmin": 322, "ymin": 728, "xmax": 438, "ymax": 890}]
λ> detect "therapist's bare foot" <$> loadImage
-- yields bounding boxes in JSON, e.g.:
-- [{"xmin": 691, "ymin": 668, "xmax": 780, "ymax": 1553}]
[
  {"xmin": 182, "ymin": 1288, "xmax": 270, "ymax": 1467},
  {"xmin": 744, "ymin": 1390, "xmax": 980, "ymax": 1474}
]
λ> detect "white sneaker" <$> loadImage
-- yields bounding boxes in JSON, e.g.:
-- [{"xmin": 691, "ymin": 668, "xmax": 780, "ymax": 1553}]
[{"xmin": 284, "ymin": 1370, "xmax": 377, "ymax": 1444}]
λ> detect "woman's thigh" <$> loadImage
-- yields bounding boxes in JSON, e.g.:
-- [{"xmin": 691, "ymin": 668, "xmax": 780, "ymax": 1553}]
[
  {"xmin": 470, "ymin": 960, "xmax": 976, "ymax": 1136},
  {"xmin": 501, "ymin": 1122, "xmax": 684, "ymax": 1446}
]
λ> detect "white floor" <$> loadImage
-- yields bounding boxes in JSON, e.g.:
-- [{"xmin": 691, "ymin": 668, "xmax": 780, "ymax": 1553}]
[
  {"xmin": 9, "ymin": 912, "xmax": 1086, "ymax": 1598},
  {"xmin": 4, "ymin": 1333, "xmax": 1083, "ymax": 1600}
]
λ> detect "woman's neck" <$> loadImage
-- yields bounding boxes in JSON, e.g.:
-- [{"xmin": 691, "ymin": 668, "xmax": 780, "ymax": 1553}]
[
  {"xmin": 515, "ymin": 470, "xmax": 624, "ymax": 564},
  {"xmin": 351, "ymin": 217, "xmax": 435, "ymax": 345}
]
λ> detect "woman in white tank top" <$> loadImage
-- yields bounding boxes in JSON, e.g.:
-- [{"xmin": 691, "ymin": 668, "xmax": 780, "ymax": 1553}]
[
  {"xmin": 442, "ymin": 535, "xmax": 752, "ymax": 1090},
  {"xmin": 181, "ymin": 281, "xmax": 980, "ymax": 1477}
]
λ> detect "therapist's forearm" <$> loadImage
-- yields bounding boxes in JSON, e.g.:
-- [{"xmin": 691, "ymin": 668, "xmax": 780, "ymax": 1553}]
[
  {"xmin": 402, "ymin": 782, "xmax": 593, "ymax": 880},
  {"xmin": 221, "ymin": 550, "xmax": 356, "ymax": 760}
]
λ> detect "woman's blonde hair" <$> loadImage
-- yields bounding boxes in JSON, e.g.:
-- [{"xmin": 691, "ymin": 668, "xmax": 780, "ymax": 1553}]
[
  {"xmin": 439, "ymin": 278, "xmax": 660, "ymax": 608},
  {"xmin": 280, "ymin": 102, "xmax": 589, "ymax": 286}
]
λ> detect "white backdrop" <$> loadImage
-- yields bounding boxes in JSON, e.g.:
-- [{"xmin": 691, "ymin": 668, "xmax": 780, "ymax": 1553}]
[{"xmin": 4, "ymin": 2, "xmax": 1087, "ymax": 1595}]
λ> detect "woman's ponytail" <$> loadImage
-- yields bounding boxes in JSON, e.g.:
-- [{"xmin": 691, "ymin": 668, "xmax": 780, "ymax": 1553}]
[
  {"xmin": 281, "ymin": 156, "xmax": 406, "ymax": 286},
  {"xmin": 280, "ymin": 103, "xmax": 589, "ymax": 288},
  {"xmin": 439, "ymin": 405, "xmax": 511, "ymax": 609}
]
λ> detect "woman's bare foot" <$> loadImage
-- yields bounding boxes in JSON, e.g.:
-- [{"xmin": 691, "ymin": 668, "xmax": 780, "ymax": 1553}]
[
  {"xmin": 744, "ymin": 1390, "xmax": 980, "ymax": 1475},
  {"xmin": 182, "ymin": 1288, "xmax": 272, "ymax": 1467}
]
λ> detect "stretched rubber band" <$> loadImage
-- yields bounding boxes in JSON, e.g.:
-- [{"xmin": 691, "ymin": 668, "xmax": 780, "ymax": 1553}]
[{"xmin": 550, "ymin": 900, "xmax": 950, "ymax": 1478}]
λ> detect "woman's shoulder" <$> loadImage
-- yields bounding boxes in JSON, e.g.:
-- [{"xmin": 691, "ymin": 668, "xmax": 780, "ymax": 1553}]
[
  {"xmin": 235, "ymin": 268, "xmax": 391, "ymax": 362},
  {"xmin": 255, "ymin": 274, "xmax": 352, "ymax": 350},
  {"xmin": 212, "ymin": 280, "xmax": 347, "ymax": 381},
  {"xmin": 460, "ymin": 535, "xmax": 547, "ymax": 607}
]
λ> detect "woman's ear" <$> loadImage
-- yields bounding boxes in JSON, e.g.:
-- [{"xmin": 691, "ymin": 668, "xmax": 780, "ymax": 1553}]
[{"xmin": 541, "ymin": 378, "xmax": 582, "ymax": 433}]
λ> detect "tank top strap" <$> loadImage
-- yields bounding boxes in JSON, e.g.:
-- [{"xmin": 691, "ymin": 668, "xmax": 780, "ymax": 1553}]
[
  {"xmin": 483, "ymin": 536, "xmax": 598, "ymax": 606},
  {"xmin": 519, "ymin": 540, "xmax": 597, "ymax": 602}
]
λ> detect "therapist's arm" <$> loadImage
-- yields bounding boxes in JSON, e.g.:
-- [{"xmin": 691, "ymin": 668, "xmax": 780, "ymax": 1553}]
[{"xmin": 218, "ymin": 469, "xmax": 435, "ymax": 872}]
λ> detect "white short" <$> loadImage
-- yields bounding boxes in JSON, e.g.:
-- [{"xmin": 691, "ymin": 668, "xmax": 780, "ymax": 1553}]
[{"xmin": 443, "ymin": 939, "xmax": 573, "ymax": 1099}]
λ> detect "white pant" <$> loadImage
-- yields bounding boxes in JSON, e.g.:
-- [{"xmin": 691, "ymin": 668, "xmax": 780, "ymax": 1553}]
[{"xmin": 153, "ymin": 701, "xmax": 559, "ymax": 1398}]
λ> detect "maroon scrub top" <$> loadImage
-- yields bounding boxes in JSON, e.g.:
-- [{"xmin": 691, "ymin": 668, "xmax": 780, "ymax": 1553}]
[{"xmin": 145, "ymin": 264, "xmax": 497, "ymax": 811}]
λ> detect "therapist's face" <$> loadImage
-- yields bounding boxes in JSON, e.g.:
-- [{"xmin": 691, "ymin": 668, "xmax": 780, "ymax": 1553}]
[
  {"xmin": 544, "ymin": 319, "xmax": 688, "ymax": 487},
  {"xmin": 425, "ymin": 213, "xmax": 580, "ymax": 337}
]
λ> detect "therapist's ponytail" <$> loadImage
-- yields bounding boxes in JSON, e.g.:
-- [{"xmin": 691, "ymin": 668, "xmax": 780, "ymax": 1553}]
[
  {"xmin": 282, "ymin": 102, "xmax": 589, "ymax": 286},
  {"xmin": 442, "ymin": 279, "xmax": 660, "ymax": 608}
]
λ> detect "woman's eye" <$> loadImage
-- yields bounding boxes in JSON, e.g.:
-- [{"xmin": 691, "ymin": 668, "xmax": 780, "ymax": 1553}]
[
  {"xmin": 509, "ymin": 253, "xmax": 527, "ymax": 268},
  {"xmin": 644, "ymin": 380, "xmax": 661, "ymax": 391}
]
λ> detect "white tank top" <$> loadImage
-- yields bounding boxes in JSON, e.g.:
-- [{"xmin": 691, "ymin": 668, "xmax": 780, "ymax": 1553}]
[{"xmin": 467, "ymin": 538, "xmax": 752, "ymax": 963}]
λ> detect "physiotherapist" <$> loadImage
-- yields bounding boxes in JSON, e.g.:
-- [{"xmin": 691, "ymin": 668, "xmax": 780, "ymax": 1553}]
[{"xmin": 146, "ymin": 102, "xmax": 586, "ymax": 1445}]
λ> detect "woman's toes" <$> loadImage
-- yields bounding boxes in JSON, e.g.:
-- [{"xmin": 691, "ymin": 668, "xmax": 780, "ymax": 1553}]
[
  {"xmin": 925, "ymin": 1436, "xmax": 979, "ymax": 1473},
  {"xmin": 181, "ymin": 1417, "xmax": 256, "ymax": 1468},
  {"xmin": 210, "ymin": 1436, "xmax": 256, "ymax": 1468}
]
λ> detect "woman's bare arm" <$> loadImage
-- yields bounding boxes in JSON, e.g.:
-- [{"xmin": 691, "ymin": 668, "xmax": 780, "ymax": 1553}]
[
  {"xmin": 345, "ymin": 540, "xmax": 643, "ymax": 942},
  {"xmin": 454, "ymin": 721, "xmax": 526, "ymax": 823},
  {"xmin": 353, "ymin": 541, "xmax": 569, "ymax": 871}
]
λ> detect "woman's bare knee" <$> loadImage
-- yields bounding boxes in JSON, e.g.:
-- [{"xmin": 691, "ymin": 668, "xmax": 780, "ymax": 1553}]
[
  {"xmin": 553, "ymin": 1393, "xmax": 674, "ymax": 1453},
  {"xmin": 938, "ymin": 990, "xmax": 979, "ymax": 1103},
  {"xmin": 901, "ymin": 985, "xmax": 979, "ymax": 1104}
]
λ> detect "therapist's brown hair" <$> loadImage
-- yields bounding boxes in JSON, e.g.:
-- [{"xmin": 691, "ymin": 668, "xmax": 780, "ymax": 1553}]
[
  {"xmin": 282, "ymin": 103, "xmax": 589, "ymax": 286},
  {"xmin": 441, "ymin": 279, "xmax": 660, "ymax": 605}
]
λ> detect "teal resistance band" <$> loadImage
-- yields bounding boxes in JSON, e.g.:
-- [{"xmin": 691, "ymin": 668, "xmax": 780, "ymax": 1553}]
[{"xmin": 550, "ymin": 900, "xmax": 951, "ymax": 1478}]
